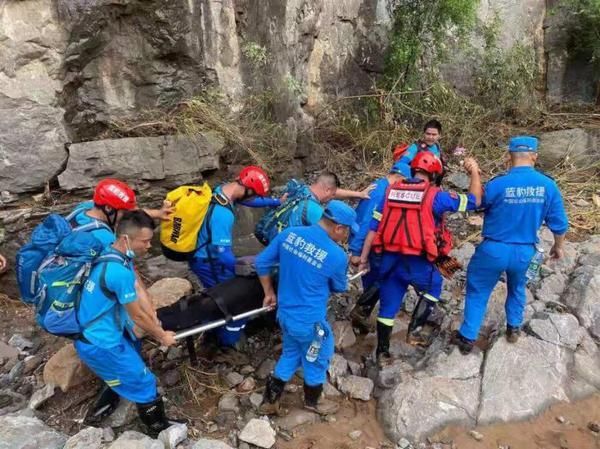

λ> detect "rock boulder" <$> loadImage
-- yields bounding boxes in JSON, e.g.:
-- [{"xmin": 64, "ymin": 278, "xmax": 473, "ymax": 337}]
[
  {"xmin": 478, "ymin": 336, "xmax": 570, "ymax": 424},
  {"xmin": 0, "ymin": 414, "xmax": 67, "ymax": 449},
  {"xmin": 43, "ymin": 343, "xmax": 94, "ymax": 392},
  {"xmin": 148, "ymin": 277, "xmax": 193, "ymax": 308},
  {"xmin": 59, "ymin": 134, "xmax": 223, "ymax": 191}
]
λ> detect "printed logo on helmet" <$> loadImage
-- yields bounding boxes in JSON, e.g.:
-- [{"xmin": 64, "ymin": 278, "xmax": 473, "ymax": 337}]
[
  {"xmin": 106, "ymin": 185, "xmax": 131, "ymax": 203},
  {"xmin": 258, "ymin": 174, "xmax": 269, "ymax": 192}
]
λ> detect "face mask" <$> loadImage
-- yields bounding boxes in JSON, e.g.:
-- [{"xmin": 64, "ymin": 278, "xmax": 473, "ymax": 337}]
[{"xmin": 124, "ymin": 235, "xmax": 136, "ymax": 259}]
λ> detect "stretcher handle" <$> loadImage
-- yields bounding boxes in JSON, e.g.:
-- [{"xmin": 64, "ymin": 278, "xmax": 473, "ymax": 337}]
[
  {"xmin": 174, "ymin": 306, "xmax": 272, "ymax": 340},
  {"xmin": 347, "ymin": 270, "xmax": 367, "ymax": 282}
]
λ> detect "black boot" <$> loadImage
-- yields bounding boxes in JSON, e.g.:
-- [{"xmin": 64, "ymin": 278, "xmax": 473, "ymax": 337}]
[
  {"xmin": 407, "ymin": 294, "xmax": 436, "ymax": 339},
  {"xmin": 303, "ymin": 384, "xmax": 338, "ymax": 415},
  {"xmin": 451, "ymin": 330, "xmax": 475, "ymax": 355},
  {"xmin": 350, "ymin": 286, "xmax": 380, "ymax": 334},
  {"xmin": 258, "ymin": 376, "xmax": 285, "ymax": 415},
  {"xmin": 84, "ymin": 386, "xmax": 120, "ymax": 425},
  {"xmin": 136, "ymin": 397, "xmax": 173, "ymax": 438},
  {"xmin": 506, "ymin": 325, "xmax": 521, "ymax": 343},
  {"xmin": 376, "ymin": 321, "xmax": 393, "ymax": 366}
]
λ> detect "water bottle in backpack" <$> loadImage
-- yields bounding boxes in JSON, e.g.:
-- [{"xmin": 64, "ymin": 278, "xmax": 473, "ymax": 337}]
[{"xmin": 306, "ymin": 323, "xmax": 325, "ymax": 362}]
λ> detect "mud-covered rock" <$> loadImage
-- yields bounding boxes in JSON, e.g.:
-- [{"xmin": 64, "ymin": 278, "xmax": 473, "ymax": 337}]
[{"xmin": 148, "ymin": 278, "xmax": 193, "ymax": 309}]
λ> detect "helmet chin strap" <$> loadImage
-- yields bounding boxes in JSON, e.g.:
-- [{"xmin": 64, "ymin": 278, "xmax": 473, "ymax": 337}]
[{"xmin": 100, "ymin": 206, "xmax": 118, "ymax": 230}]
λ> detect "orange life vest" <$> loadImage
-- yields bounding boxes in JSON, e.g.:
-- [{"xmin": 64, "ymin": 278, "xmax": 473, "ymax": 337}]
[{"xmin": 373, "ymin": 179, "xmax": 452, "ymax": 261}]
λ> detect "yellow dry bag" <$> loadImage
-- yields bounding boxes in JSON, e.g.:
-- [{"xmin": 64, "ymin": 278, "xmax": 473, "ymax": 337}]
[{"xmin": 160, "ymin": 183, "xmax": 212, "ymax": 261}]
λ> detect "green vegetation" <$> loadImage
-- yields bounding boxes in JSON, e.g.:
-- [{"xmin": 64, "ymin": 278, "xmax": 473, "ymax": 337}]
[
  {"xmin": 384, "ymin": 0, "xmax": 479, "ymax": 89},
  {"xmin": 242, "ymin": 42, "xmax": 268, "ymax": 67},
  {"xmin": 563, "ymin": 0, "xmax": 600, "ymax": 69},
  {"xmin": 472, "ymin": 17, "xmax": 539, "ymax": 115}
]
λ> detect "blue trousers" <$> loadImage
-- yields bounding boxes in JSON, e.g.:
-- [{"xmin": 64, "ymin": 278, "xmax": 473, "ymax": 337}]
[
  {"xmin": 190, "ymin": 258, "xmax": 247, "ymax": 347},
  {"xmin": 378, "ymin": 253, "xmax": 442, "ymax": 322},
  {"xmin": 459, "ymin": 240, "xmax": 535, "ymax": 341},
  {"xmin": 361, "ymin": 253, "xmax": 382, "ymax": 291},
  {"xmin": 75, "ymin": 336, "xmax": 157, "ymax": 404},
  {"xmin": 274, "ymin": 318, "xmax": 334, "ymax": 386}
]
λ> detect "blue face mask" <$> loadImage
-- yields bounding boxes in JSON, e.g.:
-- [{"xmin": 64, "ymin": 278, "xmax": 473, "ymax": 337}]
[{"xmin": 125, "ymin": 236, "xmax": 136, "ymax": 259}]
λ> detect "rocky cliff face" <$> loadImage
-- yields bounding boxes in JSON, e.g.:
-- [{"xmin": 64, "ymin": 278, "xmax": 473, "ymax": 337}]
[
  {"xmin": 0, "ymin": 0, "xmax": 597, "ymax": 195},
  {"xmin": 0, "ymin": 0, "xmax": 394, "ymax": 193}
]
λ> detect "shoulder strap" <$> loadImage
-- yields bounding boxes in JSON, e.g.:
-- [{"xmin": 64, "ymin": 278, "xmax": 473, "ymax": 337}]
[
  {"xmin": 77, "ymin": 254, "xmax": 129, "ymax": 332},
  {"xmin": 95, "ymin": 253, "xmax": 129, "ymax": 301}
]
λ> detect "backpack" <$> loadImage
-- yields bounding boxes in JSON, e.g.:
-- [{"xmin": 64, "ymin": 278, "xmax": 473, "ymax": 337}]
[
  {"xmin": 373, "ymin": 179, "xmax": 446, "ymax": 262},
  {"xmin": 16, "ymin": 202, "xmax": 111, "ymax": 304},
  {"xmin": 254, "ymin": 179, "xmax": 314, "ymax": 246},
  {"xmin": 160, "ymin": 183, "xmax": 213, "ymax": 261},
  {"xmin": 34, "ymin": 234, "xmax": 127, "ymax": 339}
]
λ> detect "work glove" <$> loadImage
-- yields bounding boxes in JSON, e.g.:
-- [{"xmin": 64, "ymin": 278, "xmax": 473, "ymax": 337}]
[{"xmin": 435, "ymin": 255, "xmax": 463, "ymax": 279}]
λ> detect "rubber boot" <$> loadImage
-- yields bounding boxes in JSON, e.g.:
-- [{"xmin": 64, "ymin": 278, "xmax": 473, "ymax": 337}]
[
  {"xmin": 258, "ymin": 376, "xmax": 286, "ymax": 416},
  {"xmin": 506, "ymin": 325, "xmax": 521, "ymax": 343},
  {"xmin": 136, "ymin": 397, "xmax": 174, "ymax": 438},
  {"xmin": 303, "ymin": 384, "xmax": 339, "ymax": 416},
  {"xmin": 376, "ymin": 320, "xmax": 393, "ymax": 367},
  {"xmin": 451, "ymin": 330, "xmax": 475, "ymax": 355},
  {"xmin": 84, "ymin": 385, "xmax": 121, "ymax": 425},
  {"xmin": 350, "ymin": 286, "xmax": 380, "ymax": 334}
]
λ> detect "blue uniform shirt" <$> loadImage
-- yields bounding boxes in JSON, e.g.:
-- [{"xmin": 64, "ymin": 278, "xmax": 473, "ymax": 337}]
[
  {"xmin": 256, "ymin": 224, "xmax": 348, "ymax": 328},
  {"xmin": 287, "ymin": 192, "xmax": 324, "ymax": 227},
  {"xmin": 79, "ymin": 247, "xmax": 137, "ymax": 349},
  {"xmin": 481, "ymin": 166, "xmax": 568, "ymax": 243},
  {"xmin": 369, "ymin": 179, "xmax": 478, "ymax": 231},
  {"xmin": 396, "ymin": 142, "xmax": 442, "ymax": 178},
  {"xmin": 71, "ymin": 203, "xmax": 115, "ymax": 249},
  {"xmin": 349, "ymin": 177, "xmax": 390, "ymax": 256},
  {"xmin": 194, "ymin": 186, "xmax": 236, "ymax": 260}
]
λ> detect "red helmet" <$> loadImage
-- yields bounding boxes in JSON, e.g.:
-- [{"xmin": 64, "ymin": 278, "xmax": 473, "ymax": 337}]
[
  {"xmin": 238, "ymin": 166, "xmax": 270, "ymax": 196},
  {"xmin": 93, "ymin": 179, "xmax": 137, "ymax": 210},
  {"xmin": 410, "ymin": 151, "xmax": 443, "ymax": 176}
]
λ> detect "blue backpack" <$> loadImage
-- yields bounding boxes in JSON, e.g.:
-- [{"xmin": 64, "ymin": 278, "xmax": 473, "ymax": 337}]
[
  {"xmin": 16, "ymin": 202, "xmax": 111, "ymax": 304},
  {"xmin": 254, "ymin": 179, "xmax": 315, "ymax": 245},
  {"xmin": 35, "ymin": 233, "xmax": 127, "ymax": 339}
]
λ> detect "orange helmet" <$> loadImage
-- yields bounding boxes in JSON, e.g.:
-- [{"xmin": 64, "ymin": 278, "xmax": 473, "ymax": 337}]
[
  {"xmin": 93, "ymin": 179, "xmax": 137, "ymax": 210},
  {"xmin": 238, "ymin": 166, "xmax": 270, "ymax": 196},
  {"xmin": 410, "ymin": 151, "xmax": 443, "ymax": 176}
]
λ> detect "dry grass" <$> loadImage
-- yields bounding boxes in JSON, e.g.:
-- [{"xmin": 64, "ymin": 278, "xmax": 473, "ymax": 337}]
[{"xmin": 105, "ymin": 85, "xmax": 600, "ymax": 234}]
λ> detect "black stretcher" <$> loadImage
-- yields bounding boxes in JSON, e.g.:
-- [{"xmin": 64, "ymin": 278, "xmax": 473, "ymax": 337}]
[{"xmin": 157, "ymin": 274, "xmax": 266, "ymax": 365}]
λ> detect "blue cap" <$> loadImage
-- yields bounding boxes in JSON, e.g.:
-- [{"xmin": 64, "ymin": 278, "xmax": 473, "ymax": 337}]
[
  {"xmin": 509, "ymin": 136, "xmax": 538, "ymax": 153},
  {"xmin": 323, "ymin": 200, "xmax": 359, "ymax": 232},
  {"xmin": 390, "ymin": 161, "xmax": 411, "ymax": 178}
]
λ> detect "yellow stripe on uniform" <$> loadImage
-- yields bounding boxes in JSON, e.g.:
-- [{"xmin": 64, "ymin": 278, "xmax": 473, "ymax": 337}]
[
  {"xmin": 377, "ymin": 317, "xmax": 394, "ymax": 327},
  {"xmin": 372, "ymin": 210, "xmax": 383, "ymax": 221},
  {"xmin": 105, "ymin": 379, "xmax": 121, "ymax": 387},
  {"xmin": 457, "ymin": 194, "xmax": 468, "ymax": 212}
]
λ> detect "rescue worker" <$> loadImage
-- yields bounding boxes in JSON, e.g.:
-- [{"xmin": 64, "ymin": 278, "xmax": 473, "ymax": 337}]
[
  {"xmin": 71, "ymin": 179, "xmax": 171, "ymax": 424},
  {"xmin": 393, "ymin": 119, "xmax": 444, "ymax": 178},
  {"xmin": 359, "ymin": 152, "xmax": 482, "ymax": 364},
  {"xmin": 349, "ymin": 161, "xmax": 406, "ymax": 333},
  {"xmin": 454, "ymin": 136, "xmax": 568, "ymax": 354},
  {"xmin": 255, "ymin": 200, "xmax": 357, "ymax": 415},
  {"xmin": 190, "ymin": 166, "xmax": 274, "ymax": 347},
  {"xmin": 255, "ymin": 171, "xmax": 374, "ymax": 246},
  {"xmin": 75, "ymin": 210, "xmax": 179, "ymax": 437}
]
